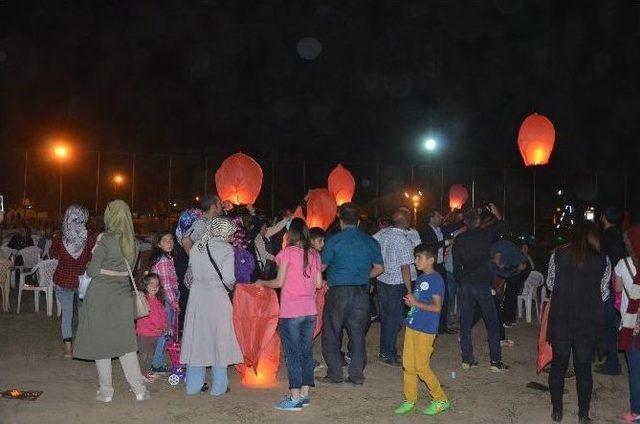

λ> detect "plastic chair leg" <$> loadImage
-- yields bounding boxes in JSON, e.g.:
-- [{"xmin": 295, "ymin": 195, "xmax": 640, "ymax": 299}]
[
  {"xmin": 34, "ymin": 291, "xmax": 39, "ymax": 312},
  {"xmin": 56, "ymin": 295, "xmax": 62, "ymax": 318},
  {"xmin": 525, "ymin": 298, "xmax": 532, "ymax": 323},
  {"xmin": 47, "ymin": 288, "xmax": 53, "ymax": 317},
  {"xmin": 17, "ymin": 287, "xmax": 22, "ymax": 313}
]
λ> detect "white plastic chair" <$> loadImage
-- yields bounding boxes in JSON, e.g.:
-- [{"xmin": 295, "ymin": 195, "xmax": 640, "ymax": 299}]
[
  {"xmin": 0, "ymin": 259, "xmax": 12, "ymax": 312},
  {"xmin": 517, "ymin": 270, "xmax": 544, "ymax": 323},
  {"xmin": 17, "ymin": 259, "xmax": 58, "ymax": 316},
  {"xmin": 0, "ymin": 246, "xmax": 15, "ymax": 260},
  {"xmin": 10, "ymin": 246, "xmax": 42, "ymax": 289},
  {"xmin": 42, "ymin": 239, "xmax": 53, "ymax": 259}
]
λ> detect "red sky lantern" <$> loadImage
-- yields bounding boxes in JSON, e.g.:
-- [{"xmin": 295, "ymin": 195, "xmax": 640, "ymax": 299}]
[
  {"xmin": 306, "ymin": 189, "xmax": 337, "ymax": 231},
  {"xmin": 449, "ymin": 184, "xmax": 469, "ymax": 210},
  {"xmin": 328, "ymin": 164, "xmax": 355, "ymax": 206},
  {"xmin": 215, "ymin": 153, "xmax": 263, "ymax": 205},
  {"xmin": 518, "ymin": 113, "xmax": 556, "ymax": 166}
]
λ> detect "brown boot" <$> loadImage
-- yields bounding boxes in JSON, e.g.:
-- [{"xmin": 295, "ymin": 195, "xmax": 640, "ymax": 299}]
[{"xmin": 64, "ymin": 341, "xmax": 73, "ymax": 358}]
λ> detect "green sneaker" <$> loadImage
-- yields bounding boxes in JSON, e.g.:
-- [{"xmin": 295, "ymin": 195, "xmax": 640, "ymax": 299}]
[
  {"xmin": 423, "ymin": 400, "xmax": 451, "ymax": 416},
  {"xmin": 394, "ymin": 401, "xmax": 415, "ymax": 415}
]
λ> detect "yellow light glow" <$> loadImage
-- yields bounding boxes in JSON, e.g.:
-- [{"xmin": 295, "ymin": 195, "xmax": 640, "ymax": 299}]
[
  {"xmin": 53, "ymin": 145, "xmax": 68, "ymax": 159},
  {"xmin": 113, "ymin": 174, "xmax": 124, "ymax": 184},
  {"xmin": 195, "ymin": 196, "xmax": 200, "ymax": 202}
]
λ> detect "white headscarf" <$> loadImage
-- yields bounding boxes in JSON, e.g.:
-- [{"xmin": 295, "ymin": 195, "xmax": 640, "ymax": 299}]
[
  {"xmin": 62, "ymin": 205, "xmax": 89, "ymax": 259},
  {"xmin": 196, "ymin": 217, "xmax": 236, "ymax": 252}
]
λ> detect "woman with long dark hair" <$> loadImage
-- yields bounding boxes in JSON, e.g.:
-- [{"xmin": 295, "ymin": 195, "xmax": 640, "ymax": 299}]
[
  {"xmin": 257, "ymin": 217, "xmax": 323, "ymax": 411},
  {"xmin": 546, "ymin": 221, "xmax": 611, "ymax": 423}
]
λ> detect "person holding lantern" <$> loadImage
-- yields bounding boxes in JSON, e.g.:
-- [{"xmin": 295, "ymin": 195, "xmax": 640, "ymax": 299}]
[{"xmin": 181, "ymin": 194, "xmax": 223, "ymax": 254}]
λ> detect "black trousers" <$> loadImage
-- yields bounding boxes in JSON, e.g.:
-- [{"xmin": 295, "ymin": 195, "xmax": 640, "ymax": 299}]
[
  {"xmin": 322, "ymin": 285, "xmax": 370, "ymax": 383},
  {"xmin": 435, "ymin": 264, "xmax": 449, "ymax": 332},
  {"xmin": 502, "ymin": 268, "xmax": 530, "ymax": 324},
  {"xmin": 549, "ymin": 336, "xmax": 595, "ymax": 418}
]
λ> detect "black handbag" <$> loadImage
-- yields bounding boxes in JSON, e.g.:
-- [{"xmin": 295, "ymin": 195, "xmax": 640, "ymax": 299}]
[{"xmin": 205, "ymin": 244, "xmax": 234, "ymax": 301}]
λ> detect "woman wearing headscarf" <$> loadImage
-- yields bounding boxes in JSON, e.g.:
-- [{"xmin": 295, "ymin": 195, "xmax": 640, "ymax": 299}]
[
  {"xmin": 180, "ymin": 217, "xmax": 243, "ymax": 396},
  {"xmin": 49, "ymin": 205, "xmax": 97, "ymax": 357},
  {"xmin": 74, "ymin": 200, "xmax": 149, "ymax": 402},
  {"xmin": 546, "ymin": 221, "xmax": 610, "ymax": 423}
]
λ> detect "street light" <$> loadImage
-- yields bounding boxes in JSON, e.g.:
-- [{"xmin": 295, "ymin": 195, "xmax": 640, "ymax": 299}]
[
  {"xmin": 112, "ymin": 173, "xmax": 125, "ymax": 195},
  {"xmin": 404, "ymin": 189, "xmax": 423, "ymax": 227},
  {"xmin": 51, "ymin": 143, "xmax": 70, "ymax": 218},
  {"xmin": 424, "ymin": 138, "xmax": 437, "ymax": 151}
]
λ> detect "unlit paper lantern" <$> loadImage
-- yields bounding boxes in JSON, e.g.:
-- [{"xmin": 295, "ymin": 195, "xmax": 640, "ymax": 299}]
[
  {"xmin": 328, "ymin": 164, "xmax": 355, "ymax": 206},
  {"xmin": 517, "ymin": 113, "xmax": 556, "ymax": 166},
  {"xmin": 215, "ymin": 153, "xmax": 263, "ymax": 205}
]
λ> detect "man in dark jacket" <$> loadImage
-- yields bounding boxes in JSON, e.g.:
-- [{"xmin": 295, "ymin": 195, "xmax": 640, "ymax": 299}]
[
  {"xmin": 596, "ymin": 206, "xmax": 626, "ymax": 375},
  {"xmin": 453, "ymin": 204, "xmax": 508, "ymax": 371},
  {"xmin": 419, "ymin": 209, "xmax": 463, "ymax": 333}
]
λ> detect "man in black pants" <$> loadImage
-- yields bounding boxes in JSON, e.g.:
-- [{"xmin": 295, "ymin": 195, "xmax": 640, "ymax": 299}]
[{"xmin": 320, "ymin": 203, "xmax": 384, "ymax": 385}]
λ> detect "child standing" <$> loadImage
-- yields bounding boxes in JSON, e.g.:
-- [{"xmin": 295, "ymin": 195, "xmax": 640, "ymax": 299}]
[
  {"xmin": 395, "ymin": 244, "xmax": 450, "ymax": 416},
  {"xmin": 136, "ymin": 273, "xmax": 168, "ymax": 382},
  {"xmin": 257, "ymin": 218, "xmax": 323, "ymax": 411},
  {"xmin": 149, "ymin": 231, "xmax": 179, "ymax": 373}
]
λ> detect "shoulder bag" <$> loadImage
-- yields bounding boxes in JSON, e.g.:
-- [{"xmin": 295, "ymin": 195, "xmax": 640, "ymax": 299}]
[
  {"xmin": 205, "ymin": 244, "xmax": 234, "ymax": 301},
  {"xmin": 124, "ymin": 257, "xmax": 149, "ymax": 319}
]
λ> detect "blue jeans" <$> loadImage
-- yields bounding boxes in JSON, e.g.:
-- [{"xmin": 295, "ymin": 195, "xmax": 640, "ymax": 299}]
[
  {"xmin": 377, "ymin": 282, "xmax": 407, "ymax": 359},
  {"xmin": 446, "ymin": 272, "xmax": 458, "ymax": 326},
  {"xmin": 151, "ymin": 302, "xmax": 174, "ymax": 368},
  {"xmin": 459, "ymin": 284, "xmax": 502, "ymax": 364},
  {"xmin": 280, "ymin": 315, "xmax": 317, "ymax": 389},
  {"xmin": 627, "ymin": 344, "xmax": 640, "ymax": 414},
  {"xmin": 185, "ymin": 366, "xmax": 228, "ymax": 395},
  {"xmin": 55, "ymin": 286, "xmax": 77, "ymax": 341},
  {"xmin": 602, "ymin": 297, "xmax": 621, "ymax": 372}
]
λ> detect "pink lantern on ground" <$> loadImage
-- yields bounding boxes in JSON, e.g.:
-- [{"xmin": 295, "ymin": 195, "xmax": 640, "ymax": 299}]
[
  {"xmin": 215, "ymin": 153, "xmax": 263, "ymax": 205},
  {"xmin": 449, "ymin": 185, "xmax": 469, "ymax": 210},
  {"xmin": 328, "ymin": 164, "xmax": 356, "ymax": 206}
]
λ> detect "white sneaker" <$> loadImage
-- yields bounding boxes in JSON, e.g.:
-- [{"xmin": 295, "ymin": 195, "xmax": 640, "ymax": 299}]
[
  {"xmin": 96, "ymin": 390, "xmax": 113, "ymax": 403},
  {"xmin": 135, "ymin": 391, "xmax": 150, "ymax": 401}
]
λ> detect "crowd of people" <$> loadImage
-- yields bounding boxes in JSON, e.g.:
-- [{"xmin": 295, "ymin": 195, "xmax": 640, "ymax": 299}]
[{"xmin": 6, "ymin": 194, "xmax": 640, "ymax": 423}]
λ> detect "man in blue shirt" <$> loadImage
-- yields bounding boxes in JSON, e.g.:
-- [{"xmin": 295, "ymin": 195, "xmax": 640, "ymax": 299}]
[{"xmin": 321, "ymin": 203, "xmax": 384, "ymax": 384}]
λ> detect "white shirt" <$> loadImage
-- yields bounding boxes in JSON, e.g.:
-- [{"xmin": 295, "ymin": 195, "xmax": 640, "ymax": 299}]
[
  {"xmin": 404, "ymin": 228, "xmax": 421, "ymax": 281},
  {"xmin": 373, "ymin": 227, "xmax": 415, "ymax": 286},
  {"xmin": 615, "ymin": 257, "xmax": 637, "ymax": 319}
]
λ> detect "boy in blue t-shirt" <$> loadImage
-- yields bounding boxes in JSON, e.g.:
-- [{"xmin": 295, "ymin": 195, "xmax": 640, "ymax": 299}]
[{"xmin": 394, "ymin": 244, "xmax": 450, "ymax": 416}]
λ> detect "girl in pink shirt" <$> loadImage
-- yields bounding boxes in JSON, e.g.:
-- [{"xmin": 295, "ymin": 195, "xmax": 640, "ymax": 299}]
[
  {"xmin": 136, "ymin": 273, "xmax": 168, "ymax": 381},
  {"xmin": 257, "ymin": 218, "xmax": 323, "ymax": 411}
]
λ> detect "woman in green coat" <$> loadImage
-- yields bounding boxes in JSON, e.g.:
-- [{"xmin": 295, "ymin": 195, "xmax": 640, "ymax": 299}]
[{"xmin": 74, "ymin": 200, "xmax": 149, "ymax": 402}]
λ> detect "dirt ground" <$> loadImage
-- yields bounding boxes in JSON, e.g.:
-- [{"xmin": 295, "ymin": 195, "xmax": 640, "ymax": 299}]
[{"xmin": 0, "ymin": 292, "xmax": 629, "ymax": 424}]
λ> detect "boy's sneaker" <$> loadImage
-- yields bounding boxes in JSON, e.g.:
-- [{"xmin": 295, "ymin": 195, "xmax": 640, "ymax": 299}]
[
  {"xmin": 490, "ymin": 361, "xmax": 510, "ymax": 372},
  {"xmin": 461, "ymin": 360, "xmax": 479, "ymax": 370},
  {"xmin": 274, "ymin": 395, "xmax": 303, "ymax": 411},
  {"xmin": 299, "ymin": 395, "xmax": 310, "ymax": 408},
  {"xmin": 151, "ymin": 365, "xmax": 171, "ymax": 374},
  {"xmin": 423, "ymin": 400, "xmax": 451, "ymax": 416},
  {"xmin": 394, "ymin": 401, "xmax": 415, "ymax": 415}
]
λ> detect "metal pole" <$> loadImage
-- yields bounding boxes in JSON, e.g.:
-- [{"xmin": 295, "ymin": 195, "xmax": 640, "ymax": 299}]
[
  {"xmin": 302, "ymin": 160, "xmax": 307, "ymax": 198},
  {"xmin": 471, "ymin": 168, "xmax": 476, "ymax": 208},
  {"xmin": 94, "ymin": 152, "xmax": 101, "ymax": 215},
  {"xmin": 624, "ymin": 172, "xmax": 629, "ymax": 211},
  {"xmin": 594, "ymin": 171, "xmax": 598, "ymax": 205},
  {"xmin": 502, "ymin": 168, "xmax": 507, "ymax": 220},
  {"xmin": 440, "ymin": 166, "xmax": 444, "ymax": 211},
  {"xmin": 168, "ymin": 155, "xmax": 173, "ymax": 204},
  {"xmin": 270, "ymin": 160, "xmax": 275, "ymax": 217},
  {"xmin": 375, "ymin": 163, "xmax": 381, "ymax": 217},
  {"xmin": 532, "ymin": 168, "xmax": 537, "ymax": 237},
  {"xmin": 131, "ymin": 153, "xmax": 136, "ymax": 210},
  {"xmin": 59, "ymin": 162, "xmax": 64, "ymax": 219},
  {"xmin": 204, "ymin": 157, "xmax": 208, "ymax": 196},
  {"xmin": 23, "ymin": 149, "xmax": 28, "ymax": 204}
]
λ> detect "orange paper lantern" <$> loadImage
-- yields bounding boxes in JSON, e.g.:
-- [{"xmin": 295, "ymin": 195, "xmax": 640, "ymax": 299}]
[
  {"xmin": 328, "ymin": 164, "xmax": 356, "ymax": 206},
  {"xmin": 215, "ymin": 153, "xmax": 263, "ymax": 205},
  {"xmin": 449, "ymin": 184, "xmax": 469, "ymax": 210},
  {"xmin": 306, "ymin": 189, "xmax": 337, "ymax": 231},
  {"xmin": 518, "ymin": 113, "xmax": 556, "ymax": 166}
]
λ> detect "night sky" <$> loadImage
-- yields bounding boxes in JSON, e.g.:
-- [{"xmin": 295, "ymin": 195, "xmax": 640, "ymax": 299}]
[{"xmin": 2, "ymin": 1, "xmax": 639, "ymax": 170}]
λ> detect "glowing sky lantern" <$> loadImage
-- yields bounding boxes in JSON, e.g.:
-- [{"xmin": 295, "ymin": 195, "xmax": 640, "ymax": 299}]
[
  {"xmin": 517, "ymin": 113, "xmax": 556, "ymax": 166},
  {"xmin": 448, "ymin": 184, "xmax": 469, "ymax": 210},
  {"xmin": 215, "ymin": 153, "xmax": 263, "ymax": 205},
  {"xmin": 328, "ymin": 164, "xmax": 356, "ymax": 206},
  {"xmin": 306, "ymin": 189, "xmax": 337, "ymax": 231}
]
